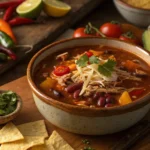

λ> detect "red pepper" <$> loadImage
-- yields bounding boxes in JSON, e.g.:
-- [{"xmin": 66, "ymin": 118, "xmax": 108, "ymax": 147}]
[
  {"xmin": 129, "ymin": 89, "xmax": 144, "ymax": 97},
  {"xmin": 0, "ymin": 46, "xmax": 17, "ymax": 60},
  {"xmin": 85, "ymin": 51, "xmax": 93, "ymax": 57},
  {"xmin": 0, "ymin": 0, "xmax": 24, "ymax": 9},
  {"xmin": 3, "ymin": 5, "xmax": 18, "ymax": 21},
  {"xmin": 9, "ymin": 17, "xmax": 35, "ymax": 26}
]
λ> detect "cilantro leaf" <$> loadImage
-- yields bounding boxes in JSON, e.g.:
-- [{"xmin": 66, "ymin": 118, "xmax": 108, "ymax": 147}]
[
  {"xmin": 0, "ymin": 91, "xmax": 18, "ymax": 116},
  {"xmin": 76, "ymin": 54, "xmax": 89, "ymax": 67},
  {"xmin": 98, "ymin": 59, "xmax": 116, "ymax": 77},
  {"xmin": 89, "ymin": 56, "xmax": 100, "ymax": 64}
]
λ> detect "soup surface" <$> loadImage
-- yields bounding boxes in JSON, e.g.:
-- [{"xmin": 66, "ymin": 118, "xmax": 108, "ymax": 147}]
[{"xmin": 34, "ymin": 45, "xmax": 150, "ymax": 108}]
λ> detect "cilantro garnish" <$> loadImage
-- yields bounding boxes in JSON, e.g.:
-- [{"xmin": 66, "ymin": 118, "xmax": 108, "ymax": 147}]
[
  {"xmin": 83, "ymin": 147, "xmax": 95, "ymax": 150},
  {"xmin": 82, "ymin": 139, "xmax": 90, "ymax": 145},
  {"xmin": 0, "ymin": 91, "xmax": 18, "ymax": 116},
  {"xmin": 98, "ymin": 59, "xmax": 116, "ymax": 77},
  {"xmin": 89, "ymin": 56, "xmax": 100, "ymax": 64},
  {"xmin": 76, "ymin": 54, "xmax": 89, "ymax": 67},
  {"xmin": 76, "ymin": 54, "xmax": 116, "ymax": 77}
]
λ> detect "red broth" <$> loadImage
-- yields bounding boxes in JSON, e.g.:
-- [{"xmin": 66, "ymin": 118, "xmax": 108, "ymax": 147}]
[{"xmin": 34, "ymin": 46, "xmax": 150, "ymax": 108}]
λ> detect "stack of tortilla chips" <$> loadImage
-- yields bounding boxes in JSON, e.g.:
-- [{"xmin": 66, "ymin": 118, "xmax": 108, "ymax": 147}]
[{"xmin": 0, "ymin": 120, "xmax": 74, "ymax": 150}]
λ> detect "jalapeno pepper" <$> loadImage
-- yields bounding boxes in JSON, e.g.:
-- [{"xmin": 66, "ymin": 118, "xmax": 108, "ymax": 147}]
[
  {"xmin": 0, "ymin": 19, "xmax": 17, "ymax": 43},
  {"xmin": 0, "ymin": 31, "xmax": 15, "ymax": 48}
]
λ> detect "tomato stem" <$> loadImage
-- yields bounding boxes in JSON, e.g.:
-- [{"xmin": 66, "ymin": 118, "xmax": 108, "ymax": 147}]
[
  {"xmin": 111, "ymin": 20, "xmax": 120, "ymax": 25},
  {"xmin": 88, "ymin": 22, "xmax": 106, "ymax": 37},
  {"xmin": 122, "ymin": 31, "xmax": 135, "ymax": 39}
]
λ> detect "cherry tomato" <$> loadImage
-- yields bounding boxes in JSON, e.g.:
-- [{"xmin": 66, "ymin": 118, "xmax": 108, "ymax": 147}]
[
  {"xmin": 85, "ymin": 51, "xmax": 93, "ymax": 57},
  {"xmin": 73, "ymin": 27, "xmax": 95, "ymax": 38},
  {"xmin": 53, "ymin": 66, "xmax": 70, "ymax": 76},
  {"xmin": 119, "ymin": 32, "xmax": 140, "ymax": 45},
  {"xmin": 100, "ymin": 22, "xmax": 122, "ymax": 38}
]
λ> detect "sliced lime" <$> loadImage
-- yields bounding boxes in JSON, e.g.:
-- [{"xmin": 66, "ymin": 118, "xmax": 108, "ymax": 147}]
[{"xmin": 16, "ymin": 0, "xmax": 43, "ymax": 19}]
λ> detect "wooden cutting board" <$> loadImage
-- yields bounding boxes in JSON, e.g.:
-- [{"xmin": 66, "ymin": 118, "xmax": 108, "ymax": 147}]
[
  {"xmin": 0, "ymin": 0, "xmax": 105, "ymax": 74},
  {"xmin": 0, "ymin": 76, "xmax": 150, "ymax": 150}
]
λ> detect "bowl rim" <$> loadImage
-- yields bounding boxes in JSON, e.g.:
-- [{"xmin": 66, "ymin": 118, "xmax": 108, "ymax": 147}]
[
  {"xmin": 115, "ymin": 0, "xmax": 150, "ymax": 12},
  {"xmin": 27, "ymin": 37, "xmax": 150, "ymax": 117},
  {"xmin": 0, "ymin": 91, "xmax": 22, "ymax": 119}
]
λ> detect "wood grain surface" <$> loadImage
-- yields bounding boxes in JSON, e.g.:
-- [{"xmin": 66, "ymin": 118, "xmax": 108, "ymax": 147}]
[
  {"xmin": 0, "ymin": 76, "xmax": 149, "ymax": 150},
  {"xmin": 0, "ymin": 0, "xmax": 105, "ymax": 75}
]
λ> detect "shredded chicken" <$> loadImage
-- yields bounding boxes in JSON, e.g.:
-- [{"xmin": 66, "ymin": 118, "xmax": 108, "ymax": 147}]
[
  {"xmin": 51, "ymin": 73, "xmax": 71, "ymax": 86},
  {"xmin": 86, "ymin": 85, "xmax": 126, "ymax": 94},
  {"xmin": 56, "ymin": 52, "xmax": 68, "ymax": 61}
]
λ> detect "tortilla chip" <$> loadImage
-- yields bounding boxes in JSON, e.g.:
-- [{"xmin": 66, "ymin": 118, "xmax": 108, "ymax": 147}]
[
  {"xmin": 0, "ymin": 122, "xmax": 24, "ymax": 144},
  {"xmin": 17, "ymin": 120, "xmax": 48, "ymax": 138},
  {"xmin": 1, "ymin": 136, "xmax": 45, "ymax": 150},
  {"xmin": 48, "ymin": 131, "xmax": 74, "ymax": 150},
  {"xmin": 29, "ymin": 140, "xmax": 55, "ymax": 150}
]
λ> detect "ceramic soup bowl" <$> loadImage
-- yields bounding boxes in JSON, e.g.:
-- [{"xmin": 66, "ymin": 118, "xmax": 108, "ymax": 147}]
[{"xmin": 27, "ymin": 37, "xmax": 150, "ymax": 135}]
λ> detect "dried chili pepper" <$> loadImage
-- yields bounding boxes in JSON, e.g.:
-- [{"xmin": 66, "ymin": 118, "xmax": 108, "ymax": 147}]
[
  {"xmin": 3, "ymin": 5, "xmax": 18, "ymax": 21},
  {"xmin": 0, "ymin": 0, "xmax": 24, "ymax": 9},
  {"xmin": 9, "ymin": 17, "xmax": 35, "ymax": 26},
  {"xmin": 0, "ymin": 46, "xmax": 17, "ymax": 60},
  {"xmin": 0, "ymin": 19, "xmax": 16, "ymax": 43},
  {"xmin": 0, "ymin": 31, "xmax": 15, "ymax": 48}
]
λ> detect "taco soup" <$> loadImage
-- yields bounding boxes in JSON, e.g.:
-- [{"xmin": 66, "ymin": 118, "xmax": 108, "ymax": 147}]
[{"xmin": 34, "ymin": 45, "xmax": 150, "ymax": 108}]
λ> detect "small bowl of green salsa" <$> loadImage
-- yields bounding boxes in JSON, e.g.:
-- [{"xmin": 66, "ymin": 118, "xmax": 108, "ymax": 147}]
[{"xmin": 0, "ymin": 90, "xmax": 22, "ymax": 124}]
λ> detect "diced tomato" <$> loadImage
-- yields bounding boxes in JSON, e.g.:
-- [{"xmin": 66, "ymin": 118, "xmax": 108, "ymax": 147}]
[
  {"xmin": 129, "ymin": 89, "xmax": 144, "ymax": 97},
  {"xmin": 53, "ymin": 66, "xmax": 70, "ymax": 76},
  {"xmin": 85, "ymin": 51, "xmax": 93, "ymax": 57}
]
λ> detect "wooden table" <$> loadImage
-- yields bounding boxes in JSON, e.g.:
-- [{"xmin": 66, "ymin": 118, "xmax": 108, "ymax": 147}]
[{"xmin": 0, "ymin": 76, "xmax": 150, "ymax": 150}]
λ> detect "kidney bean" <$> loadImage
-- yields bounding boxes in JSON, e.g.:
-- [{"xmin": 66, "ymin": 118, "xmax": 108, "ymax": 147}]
[
  {"xmin": 105, "ymin": 104, "xmax": 114, "ymax": 108},
  {"xmin": 73, "ymin": 89, "xmax": 81, "ymax": 99},
  {"xmin": 65, "ymin": 82, "xmax": 83, "ymax": 93},
  {"xmin": 106, "ymin": 96, "xmax": 114, "ymax": 104},
  {"xmin": 53, "ymin": 90, "xmax": 61, "ymax": 98},
  {"xmin": 93, "ymin": 92, "xmax": 102, "ymax": 100},
  {"xmin": 97, "ymin": 97, "xmax": 106, "ymax": 107},
  {"xmin": 105, "ymin": 93, "xmax": 111, "ymax": 98}
]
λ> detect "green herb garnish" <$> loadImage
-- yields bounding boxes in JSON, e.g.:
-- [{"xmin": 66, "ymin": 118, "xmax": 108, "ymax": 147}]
[
  {"xmin": 89, "ymin": 56, "xmax": 100, "ymax": 64},
  {"xmin": 76, "ymin": 54, "xmax": 89, "ymax": 67},
  {"xmin": 82, "ymin": 139, "xmax": 90, "ymax": 145},
  {"xmin": 83, "ymin": 147, "xmax": 95, "ymax": 150},
  {"xmin": 0, "ymin": 91, "xmax": 18, "ymax": 116},
  {"xmin": 98, "ymin": 59, "xmax": 116, "ymax": 77}
]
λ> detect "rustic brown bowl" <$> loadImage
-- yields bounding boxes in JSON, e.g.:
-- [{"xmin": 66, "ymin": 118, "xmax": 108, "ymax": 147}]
[
  {"xmin": 27, "ymin": 37, "xmax": 150, "ymax": 135},
  {"xmin": 0, "ymin": 91, "xmax": 22, "ymax": 125}
]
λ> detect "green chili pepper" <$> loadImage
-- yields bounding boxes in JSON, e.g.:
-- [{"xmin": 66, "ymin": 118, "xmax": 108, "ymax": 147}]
[
  {"xmin": 0, "ymin": 52, "xmax": 7, "ymax": 61},
  {"xmin": 0, "ymin": 31, "xmax": 14, "ymax": 48}
]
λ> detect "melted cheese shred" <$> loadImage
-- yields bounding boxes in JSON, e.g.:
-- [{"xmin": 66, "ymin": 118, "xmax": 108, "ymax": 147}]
[{"xmin": 80, "ymin": 69, "xmax": 93, "ymax": 95}]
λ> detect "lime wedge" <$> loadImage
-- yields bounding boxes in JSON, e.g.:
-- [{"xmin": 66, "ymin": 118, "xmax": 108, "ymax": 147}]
[
  {"xmin": 43, "ymin": 0, "xmax": 71, "ymax": 17},
  {"xmin": 16, "ymin": 0, "xmax": 43, "ymax": 19}
]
